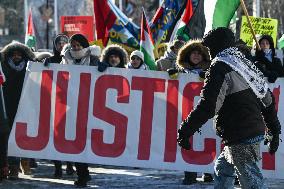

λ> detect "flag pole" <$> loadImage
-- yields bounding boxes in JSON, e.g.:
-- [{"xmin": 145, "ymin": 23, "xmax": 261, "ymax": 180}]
[{"xmin": 240, "ymin": 0, "xmax": 260, "ymax": 50}]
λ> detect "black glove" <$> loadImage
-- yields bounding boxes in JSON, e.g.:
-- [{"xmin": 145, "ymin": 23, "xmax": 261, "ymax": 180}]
[
  {"xmin": 268, "ymin": 134, "xmax": 280, "ymax": 154},
  {"xmin": 98, "ymin": 61, "xmax": 109, "ymax": 72},
  {"xmin": 177, "ymin": 128, "xmax": 191, "ymax": 150},
  {"xmin": 43, "ymin": 59, "xmax": 49, "ymax": 67},
  {"xmin": 167, "ymin": 68, "xmax": 179, "ymax": 79},
  {"xmin": 199, "ymin": 71, "xmax": 206, "ymax": 79},
  {"xmin": 267, "ymin": 72, "xmax": 278, "ymax": 83}
]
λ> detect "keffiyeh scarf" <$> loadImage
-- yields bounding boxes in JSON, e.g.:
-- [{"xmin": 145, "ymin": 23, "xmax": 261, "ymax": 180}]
[{"xmin": 212, "ymin": 47, "xmax": 268, "ymax": 99}]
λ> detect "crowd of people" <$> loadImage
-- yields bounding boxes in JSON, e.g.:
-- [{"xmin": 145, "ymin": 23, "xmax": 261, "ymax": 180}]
[{"xmin": 0, "ymin": 27, "xmax": 283, "ymax": 188}]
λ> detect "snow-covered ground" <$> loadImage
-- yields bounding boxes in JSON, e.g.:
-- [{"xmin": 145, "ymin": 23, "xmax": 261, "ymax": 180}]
[{"xmin": 0, "ymin": 160, "xmax": 283, "ymax": 188}]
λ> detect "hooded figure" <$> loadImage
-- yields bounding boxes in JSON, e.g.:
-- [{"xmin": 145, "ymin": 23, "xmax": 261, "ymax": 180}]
[
  {"xmin": 178, "ymin": 27, "xmax": 281, "ymax": 189},
  {"xmin": 175, "ymin": 40, "xmax": 212, "ymax": 185},
  {"xmin": 61, "ymin": 33, "xmax": 101, "ymax": 66},
  {"xmin": 44, "ymin": 34, "xmax": 69, "ymax": 65},
  {"xmin": 0, "ymin": 41, "xmax": 35, "ymax": 179},
  {"xmin": 100, "ymin": 44, "xmax": 128, "ymax": 68},
  {"xmin": 156, "ymin": 39, "xmax": 185, "ymax": 71},
  {"xmin": 254, "ymin": 35, "xmax": 284, "ymax": 83},
  {"xmin": 176, "ymin": 40, "xmax": 210, "ymax": 75}
]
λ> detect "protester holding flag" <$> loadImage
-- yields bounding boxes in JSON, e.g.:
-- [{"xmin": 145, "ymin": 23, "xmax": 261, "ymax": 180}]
[
  {"xmin": 100, "ymin": 44, "xmax": 128, "ymax": 69},
  {"xmin": 156, "ymin": 39, "xmax": 185, "ymax": 71},
  {"xmin": 60, "ymin": 33, "xmax": 101, "ymax": 187},
  {"xmin": 126, "ymin": 50, "xmax": 148, "ymax": 70},
  {"xmin": 0, "ymin": 41, "xmax": 35, "ymax": 179},
  {"xmin": 177, "ymin": 27, "xmax": 281, "ymax": 188},
  {"xmin": 254, "ymin": 35, "xmax": 284, "ymax": 83}
]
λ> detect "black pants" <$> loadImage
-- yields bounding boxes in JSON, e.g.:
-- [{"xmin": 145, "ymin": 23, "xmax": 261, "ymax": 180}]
[
  {"xmin": 74, "ymin": 163, "xmax": 89, "ymax": 179},
  {"xmin": 53, "ymin": 161, "xmax": 73, "ymax": 171},
  {"xmin": 0, "ymin": 132, "xmax": 9, "ymax": 169}
]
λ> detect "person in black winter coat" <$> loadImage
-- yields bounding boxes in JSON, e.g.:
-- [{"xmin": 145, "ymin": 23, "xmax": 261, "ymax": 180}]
[
  {"xmin": 43, "ymin": 34, "xmax": 75, "ymax": 178},
  {"xmin": 0, "ymin": 41, "xmax": 35, "ymax": 179},
  {"xmin": 177, "ymin": 28, "xmax": 281, "ymax": 188},
  {"xmin": 44, "ymin": 34, "xmax": 69, "ymax": 65},
  {"xmin": 254, "ymin": 35, "xmax": 284, "ymax": 83}
]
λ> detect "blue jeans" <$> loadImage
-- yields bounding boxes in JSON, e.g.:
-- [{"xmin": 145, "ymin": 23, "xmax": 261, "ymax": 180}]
[{"xmin": 214, "ymin": 143, "xmax": 267, "ymax": 189}]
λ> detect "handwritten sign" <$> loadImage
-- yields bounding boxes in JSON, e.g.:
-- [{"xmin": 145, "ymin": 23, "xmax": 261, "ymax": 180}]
[{"xmin": 240, "ymin": 16, "xmax": 278, "ymax": 47}]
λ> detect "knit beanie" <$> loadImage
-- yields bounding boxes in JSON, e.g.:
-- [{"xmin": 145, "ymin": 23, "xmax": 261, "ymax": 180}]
[{"xmin": 130, "ymin": 50, "xmax": 144, "ymax": 62}]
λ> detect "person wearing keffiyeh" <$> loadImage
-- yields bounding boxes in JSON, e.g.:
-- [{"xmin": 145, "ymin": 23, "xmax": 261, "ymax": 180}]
[{"xmin": 177, "ymin": 27, "xmax": 281, "ymax": 189}]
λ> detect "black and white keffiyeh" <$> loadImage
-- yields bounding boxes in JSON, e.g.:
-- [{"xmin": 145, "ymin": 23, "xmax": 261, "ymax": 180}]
[{"xmin": 212, "ymin": 47, "xmax": 268, "ymax": 99}]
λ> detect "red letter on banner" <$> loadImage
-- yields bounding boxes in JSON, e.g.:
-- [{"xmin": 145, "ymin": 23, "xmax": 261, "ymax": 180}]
[
  {"xmin": 15, "ymin": 70, "xmax": 53, "ymax": 151},
  {"xmin": 262, "ymin": 86, "xmax": 280, "ymax": 170},
  {"xmin": 132, "ymin": 77, "xmax": 166, "ymax": 160},
  {"xmin": 164, "ymin": 80, "xmax": 179, "ymax": 162},
  {"xmin": 54, "ymin": 72, "xmax": 91, "ymax": 154},
  {"xmin": 181, "ymin": 82, "xmax": 216, "ymax": 165},
  {"xmin": 92, "ymin": 75, "xmax": 130, "ymax": 157}
]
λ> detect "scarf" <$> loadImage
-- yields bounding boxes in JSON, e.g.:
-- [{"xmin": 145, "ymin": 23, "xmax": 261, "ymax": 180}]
[
  {"xmin": 263, "ymin": 49, "xmax": 272, "ymax": 62},
  {"xmin": 70, "ymin": 47, "xmax": 89, "ymax": 60},
  {"xmin": 126, "ymin": 62, "xmax": 148, "ymax": 70},
  {"xmin": 212, "ymin": 47, "xmax": 268, "ymax": 99},
  {"xmin": 7, "ymin": 58, "xmax": 26, "ymax": 72}
]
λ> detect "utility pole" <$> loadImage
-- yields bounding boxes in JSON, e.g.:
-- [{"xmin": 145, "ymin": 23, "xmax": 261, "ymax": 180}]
[
  {"xmin": 253, "ymin": 0, "xmax": 260, "ymax": 17},
  {"xmin": 46, "ymin": 0, "xmax": 49, "ymax": 49}
]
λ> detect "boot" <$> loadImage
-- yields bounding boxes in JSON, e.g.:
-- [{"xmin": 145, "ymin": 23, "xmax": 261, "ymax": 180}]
[
  {"xmin": 74, "ymin": 163, "xmax": 91, "ymax": 187},
  {"xmin": 66, "ymin": 162, "xmax": 75, "ymax": 175},
  {"xmin": 182, "ymin": 171, "xmax": 197, "ymax": 185},
  {"xmin": 8, "ymin": 166, "xmax": 19, "ymax": 180},
  {"xmin": 202, "ymin": 173, "xmax": 213, "ymax": 182},
  {"xmin": 29, "ymin": 159, "xmax": 38, "ymax": 168},
  {"xmin": 53, "ymin": 161, "xmax": 62, "ymax": 178},
  {"xmin": 20, "ymin": 159, "xmax": 32, "ymax": 175},
  {"xmin": 0, "ymin": 166, "xmax": 9, "ymax": 181}
]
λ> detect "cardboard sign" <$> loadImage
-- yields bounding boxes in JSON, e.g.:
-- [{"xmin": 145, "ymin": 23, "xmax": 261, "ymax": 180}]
[{"xmin": 240, "ymin": 16, "xmax": 278, "ymax": 47}]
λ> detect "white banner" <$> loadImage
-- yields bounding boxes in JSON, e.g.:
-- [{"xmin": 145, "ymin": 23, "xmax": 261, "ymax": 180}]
[{"xmin": 8, "ymin": 62, "xmax": 284, "ymax": 178}]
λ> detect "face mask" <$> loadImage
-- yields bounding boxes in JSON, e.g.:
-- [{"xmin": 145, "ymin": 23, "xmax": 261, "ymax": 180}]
[{"xmin": 70, "ymin": 48, "xmax": 89, "ymax": 59}]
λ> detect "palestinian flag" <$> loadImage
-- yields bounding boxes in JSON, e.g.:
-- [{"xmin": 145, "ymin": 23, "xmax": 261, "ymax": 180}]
[
  {"xmin": 170, "ymin": 0, "xmax": 193, "ymax": 41},
  {"xmin": 140, "ymin": 10, "xmax": 156, "ymax": 70},
  {"xmin": 174, "ymin": 0, "xmax": 240, "ymax": 41},
  {"xmin": 278, "ymin": 34, "xmax": 284, "ymax": 49},
  {"xmin": 25, "ymin": 8, "xmax": 36, "ymax": 49}
]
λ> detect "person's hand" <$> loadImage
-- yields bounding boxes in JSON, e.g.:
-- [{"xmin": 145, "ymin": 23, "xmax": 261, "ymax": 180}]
[
  {"xmin": 98, "ymin": 62, "xmax": 108, "ymax": 72},
  {"xmin": 268, "ymin": 134, "xmax": 280, "ymax": 154},
  {"xmin": 177, "ymin": 125, "xmax": 191, "ymax": 150},
  {"xmin": 167, "ymin": 68, "xmax": 179, "ymax": 79}
]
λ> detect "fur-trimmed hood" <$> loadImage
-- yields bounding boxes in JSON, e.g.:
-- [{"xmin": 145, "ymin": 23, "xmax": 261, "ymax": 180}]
[
  {"xmin": 176, "ymin": 39, "xmax": 210, "ymax": 70},
  {"xmin": 0, "ymin": 41, "xmax": 35, "ymax": 62},
  {"xmin": 100, "ymin": 44, "xmax": 128, "ymax": 67}
]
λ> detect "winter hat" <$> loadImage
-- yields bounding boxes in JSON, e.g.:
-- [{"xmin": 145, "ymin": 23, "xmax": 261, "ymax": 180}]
[
  {"xmin": 70, "ymin": 34, "xmax": 89, "ymax": 48},
  {"xmin": 130, "ymin": 50, "xmax": 144, "ymax": 62},
  {"xmin": 54, "ymin": 34, "xmax": 69, "ymax": 45},
  {"xmin": 202, "ymin": 27, "xmax": 235, "ymax": 58}
]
